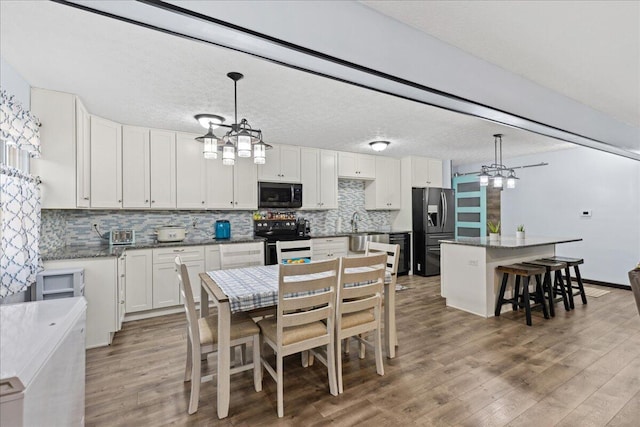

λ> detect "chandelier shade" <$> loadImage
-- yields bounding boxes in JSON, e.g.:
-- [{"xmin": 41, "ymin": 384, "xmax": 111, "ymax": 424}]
[{"xmin": 194, "ymin": 72, "xmax": 271, "ymax": 164}]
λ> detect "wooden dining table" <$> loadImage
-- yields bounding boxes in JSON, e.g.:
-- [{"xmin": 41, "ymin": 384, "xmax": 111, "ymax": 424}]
[{"xmin": 199, "ymin": 264, "xmax": 396, "ymax": 419}]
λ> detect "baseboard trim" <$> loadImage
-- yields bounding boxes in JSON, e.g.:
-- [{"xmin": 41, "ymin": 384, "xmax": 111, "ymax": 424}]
[{"xmin": 583, "ymin": 278, "xmax": 631, "ymax": 290}]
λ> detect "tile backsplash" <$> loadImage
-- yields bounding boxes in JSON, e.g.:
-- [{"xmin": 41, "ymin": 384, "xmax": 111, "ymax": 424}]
[{"xmin": 40, "ymin": 179, "xmax": 391, "ymax": 250}]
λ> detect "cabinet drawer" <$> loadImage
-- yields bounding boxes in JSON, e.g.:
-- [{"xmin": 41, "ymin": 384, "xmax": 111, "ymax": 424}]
[
  {"xmin": 153, "ymin": 246, "xmax": 204, "ymax": 264},
  {"xmin": 312, "ymin": 237, "xmax": 348, "ymax": 251}
]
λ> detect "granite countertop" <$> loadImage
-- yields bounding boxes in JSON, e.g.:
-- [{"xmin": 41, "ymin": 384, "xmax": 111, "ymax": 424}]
[
  {"xmin": 440, "ymin": 236, "xmax": 582, "ymax": 249},
  {"xmin": 41, "ymin": 236, "xmax": 265, "ymax": 261},
  {"xmin": 309, "ymin": 230, "xmax": 412, "ymax": 239}
]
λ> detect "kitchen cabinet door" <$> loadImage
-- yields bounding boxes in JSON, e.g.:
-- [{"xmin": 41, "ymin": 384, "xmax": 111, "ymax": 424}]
[
  {"xmin": 233, "ymin": 158, "xmax": 258, "ymax": 210},
  {"xmin": 76, "ymin": 98, "xmax": 91, "ymax": 208},
  {"xmin": 258, "ymin": 144, "xmax": 300, "ymax": 182},
  {"xmin": 150, "ymin": 130, "xmax": 176, "ymax": 209},
  {"xmin": 300, "ymin": 147, "xmax": 320, "ymax": 209},
  {"xmin": 176, "ymin": 132, "xmax": 206, "ymax": 209},
  {"xmin": 319, "ymin": 150, "xmax": 338, "ymax": 209},
  {"xmin": 152, "ymin": 262, "xmax": 181, "ymax": 308},
  {"xmin": 124, "ymin": 249, "xmax": 153, "ymax": 313},
  {"xmin": 411, "ymin": 157, "xmax": 443, "ymax": 188},
  {"xmin": 206, "ymin": 159, "xmax": 235, "ymax": 209},
  {"xmin": 43, "ymin": 257, "xmax": 118, "ymax": 349},
  {"xmin": 90, "ymin": 116, "xmax": 122, "ymax": 208},
  {"xmin": 122, "ymin": 126, "xmax": 150, "ymax": 208},
  {"xmin": 365, "ymin": 156, "xmax": 400, "ymax": 210},
  {"xmin": 338, "ymin": 152, "xmax": 375, "ymax": 179},
  {"xmin": 205, "ymin": 245, "xmax": 221, "ymax": 271},
  {"xmin": 30, "ymin": 89, "xmax": 77, "ymax": 209}
]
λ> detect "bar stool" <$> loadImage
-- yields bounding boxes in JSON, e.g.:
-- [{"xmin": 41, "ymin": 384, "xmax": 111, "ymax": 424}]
[
  {"xmin": 542, "ymin": 256, "xmax": 587, "ymax": 309},
  {"xmin": 523, "ymin": 259, "xmax": 570, "ymax": 317},
  {"xmin": 495, "ymin": 263, "xmax": 547, "ymax": 326}
]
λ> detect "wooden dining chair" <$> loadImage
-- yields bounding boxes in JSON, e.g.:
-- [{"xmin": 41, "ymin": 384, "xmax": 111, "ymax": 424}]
[
  {"xmin": 276, "ymin": 239, "xmax": 313, "ymax": 264},
  {"xmin": 335, "ymin": 253, "xmax": 387, "ymax": 394},
  {"xmin": 365, "ymin": 241, "xmax": 400, "ymax": 357},
  {"xmin": 257, "ymin": 258, "xmax": 340, "ymax": 417},
  {"xmin": 175, "ymin": 257, "xmax": 262, "ymax": 415},
  {"xmin": 219, "ymin": 242, "xmax": 264, "ymax": 269}
]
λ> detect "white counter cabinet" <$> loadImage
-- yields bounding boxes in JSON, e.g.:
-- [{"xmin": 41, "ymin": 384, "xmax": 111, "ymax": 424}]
[{"xmin": 43, "ymin": 257, "xmax": 119, "ymax": 349}]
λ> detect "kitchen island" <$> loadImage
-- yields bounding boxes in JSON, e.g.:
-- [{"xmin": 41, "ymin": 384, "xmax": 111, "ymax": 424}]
[{"xmin": 440, "ymin": 236, "xmax": 582, "ymax": 317}]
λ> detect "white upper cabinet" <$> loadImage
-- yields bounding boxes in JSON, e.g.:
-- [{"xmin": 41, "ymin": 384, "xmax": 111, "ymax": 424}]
[
  {"xmin": 90, "ymin": 116, "xmax": 122, "ymax": 208},
  {"xmin": 338, "ymin": 152, "xmax": 376, "ymax": 179},
  {"xmin": 176, "ymin": 132, "xmax": 206, "ymax": 209},
  {"xmin": 76, "ymin": 98, "xmax": 91, "ymax": 208},
  {"xmin": 258, "ymin": 144, "xmax": 300, "ymax": 182},
  {"xmin": 301, "ymin": 148, "xmax": 338, "ymax": 209},
  {"xmin": 30, "ymin": 88, "xmax": 77, "ymax": 209},
  {"xmin": 122, "ymin": 126, "xmax": 150, "ymax": 209},
  {"xmin": 205, "ymin": 157, "xmax": 235, "ymax": 209},
  {"xmin": 233, "ymin": 157, "xmax": 258, "ymax": 209},
  {"xmin": 149, "ymin": 130, "xmax": 176, "ymax": 209},
  {"xmin": 364, "ymin": 156, "xmax": 401, "ymax": 210},
  {"xmin": 411, "ymin": 156, "xmax": 443, "ymax": 188}
]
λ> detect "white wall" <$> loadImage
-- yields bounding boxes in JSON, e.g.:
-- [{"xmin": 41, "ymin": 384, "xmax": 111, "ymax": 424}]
[
  {"xmin": 1, "ymin": 56, "xmax": 30, "ymax": 107},
  {"xmin": 456, "ymin": 147, "xmax": 640, "ymax": 285}
]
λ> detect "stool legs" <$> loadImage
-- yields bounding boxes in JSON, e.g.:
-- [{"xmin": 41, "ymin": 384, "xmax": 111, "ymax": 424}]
[
  {"xmin": 495, "ymin": 272, "xmax": 510, "ymax": 317},
  {"xmin": 554, "ymin": 271, "xmax": 570, "ymax": 311},
  {"xmin": 522, "ymin": 276, "xmax": 532, "ymax": 326},
  {"xmin": 534, "ymin": 274, "xmax": 549, "ymax": 319},
  {"xmin": 574, "ymin": 265, "xmax": 587, "ymax": 305},
  {"xmin": 564, "ymin": 266, "xmax": 575, "ymax": 309}
]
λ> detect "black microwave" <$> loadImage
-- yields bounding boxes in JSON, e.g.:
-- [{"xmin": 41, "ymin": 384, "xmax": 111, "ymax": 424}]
[{"xmin": 258, "ymin": 182, "xmax": 302, "ymax": 208}]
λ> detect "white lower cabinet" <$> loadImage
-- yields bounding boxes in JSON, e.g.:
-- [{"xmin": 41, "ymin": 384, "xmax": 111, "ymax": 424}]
[
  {"xmin": 43, "ymin": 257, "xmax": 118, "ymax": 349},
  {"xmin": 205, "ymin": 245, "xmax": 221, "ymax": 271},
  {"xmin": 153, "ymin": 246, "xmax": 205, "ymax": 306},
  {"xmin": 311, "ymin": 237, "xmax": 349, "ymax": 260},
  {"xmin": 124, "ymin": 249, "xmax": 153, "ymax": 313}
]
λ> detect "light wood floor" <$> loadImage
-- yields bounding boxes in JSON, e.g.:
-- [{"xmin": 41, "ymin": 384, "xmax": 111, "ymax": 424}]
[{"xmin": 85, "ymin": 275, "xmax": 640, "ymax": 426}]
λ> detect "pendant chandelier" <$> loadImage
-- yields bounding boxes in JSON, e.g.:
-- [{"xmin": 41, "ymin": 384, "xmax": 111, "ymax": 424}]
[
  {"xmin": 195, "ymin": 72, "xmax": 270, "ymax": 165},
  {"xmin": 478, "ymin": 134, "xmax": 518, "ymax": 189}
]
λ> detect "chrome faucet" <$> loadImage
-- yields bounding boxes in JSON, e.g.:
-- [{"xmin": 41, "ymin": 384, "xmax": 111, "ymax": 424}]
[{"xmin": 351, "ymin": 211, "xmax": 360, "ymax": 232}]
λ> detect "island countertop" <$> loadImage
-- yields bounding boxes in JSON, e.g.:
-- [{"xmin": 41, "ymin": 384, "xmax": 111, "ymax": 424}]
[{"xmin": 440, "ymin": 236, "xmax": 582, "ymax": 249}]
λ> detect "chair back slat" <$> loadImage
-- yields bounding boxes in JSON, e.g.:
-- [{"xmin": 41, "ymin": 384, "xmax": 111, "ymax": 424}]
[
  {"xmin": 277, "ymin": 240, "xmax": 313, "ymax": 264},
  {"xmin": 281, "ymin": 291, "xmax": 332, "ymax": 312},
  {"xmin": 281, "ymin": 306, "xmax": 331, "ymax": 328},
  {"xmin": 282, "ymin": 275, "xmax": 335, "ymax": 294},
  {"xmin": 340, "ymin": 295, "xmax": 379, "ymax": 315},
  {"xmin": 220, "ymin": 242, "xmax": 265, "ymax": 269},
  {"xmin": 342, "ymin": 268, "xmax": 385, "ymax": 284},
  {"xmin": 341, "ymin": 282, "xmax": 382, "ymax": 300}
]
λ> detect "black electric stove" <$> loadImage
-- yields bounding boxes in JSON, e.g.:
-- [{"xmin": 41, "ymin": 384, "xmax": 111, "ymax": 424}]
[{"xmin": 254, "ymin": 219, "xmax": 311, "ymax": 265}]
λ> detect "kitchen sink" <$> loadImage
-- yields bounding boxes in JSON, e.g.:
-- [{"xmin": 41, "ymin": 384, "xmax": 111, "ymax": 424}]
[{"xmin": 348, "ymin": 232, "xmax": 390, "ymax": 252}]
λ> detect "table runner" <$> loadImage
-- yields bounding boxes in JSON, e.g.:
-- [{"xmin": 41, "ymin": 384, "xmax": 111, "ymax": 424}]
[{"xmin": 207, "ymin": 264, "xmax": 391, "ymax": 313}]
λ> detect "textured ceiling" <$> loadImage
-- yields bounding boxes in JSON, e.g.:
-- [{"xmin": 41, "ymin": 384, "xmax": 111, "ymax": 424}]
[
  {"xmin": 361, "ymin": 0, "xmax": 640, "ymax": 128},
  {"xmin": 0, "ymin": 1, "xmax": 574, "ymax": 166}
]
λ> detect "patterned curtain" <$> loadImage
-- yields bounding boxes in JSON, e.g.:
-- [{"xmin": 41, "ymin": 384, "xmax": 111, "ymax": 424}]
[
  {"xmin": 1, "ymin": 166, "xmax": 41, "ymax": 298},
  {"xmin": 0, "ymin": 89, "xmax": 41, "ymax": 157}
]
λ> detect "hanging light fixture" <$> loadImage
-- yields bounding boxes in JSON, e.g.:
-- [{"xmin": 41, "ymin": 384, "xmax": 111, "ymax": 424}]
[
  {"xmin": 194, "ymin": 72, "xmax": 270, "ymax": 164},
  {"xmin": 195, "ymin": 122, "xmax": 220, "ymax": 159},
  {"xmin": 478, "ymin": 134, "xmax": 519, "ymax": 189}
]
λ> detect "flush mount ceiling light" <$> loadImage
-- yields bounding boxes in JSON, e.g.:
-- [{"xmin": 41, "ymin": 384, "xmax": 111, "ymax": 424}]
[
  {"xmin": 194, "ymin": 72, "xmax": 271, "ymax": 165},
  {"xmin": 369, "ymin": 140, "xmax": 390, "ymax": 152}
]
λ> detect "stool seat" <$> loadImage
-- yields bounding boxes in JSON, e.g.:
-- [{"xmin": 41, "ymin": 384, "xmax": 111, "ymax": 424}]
[
  {"xmin": 496, "ymin": 263, "xmax": 545, "ymax": 276},
  {"xmin": 543, "ymin": 256, "xmax": 587, "ymax": 308},
  {"xmin": 542, "ymin": 256, "xmax": 584, "ymax": 266},
  {"xmin": 522, "ymin": 260, "xmax": 567, "ymax": 271}
]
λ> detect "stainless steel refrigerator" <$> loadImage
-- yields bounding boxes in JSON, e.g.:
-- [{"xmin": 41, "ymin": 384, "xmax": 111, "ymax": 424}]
[{"xmin": 412, "ymin": 187, "xmax": 455, "ymax": 276}]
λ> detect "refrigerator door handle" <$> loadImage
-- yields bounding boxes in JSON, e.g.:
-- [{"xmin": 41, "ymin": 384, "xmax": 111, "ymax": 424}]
[{"xmin": 441, "ymin": 191, "xmax": 446, "ymax": 230}]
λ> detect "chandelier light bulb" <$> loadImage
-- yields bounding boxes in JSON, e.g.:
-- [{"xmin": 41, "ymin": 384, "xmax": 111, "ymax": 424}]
[
  {"xmin": 237, "ymin": 132, "xmax": 252, "ymax": 158},
  {"xmin": 493, "ymin": 174, "xmax": 503, "ymax": 188},
  {"xmin": 222, "ymin": 142, "xmax": 236, "ymax": 166},
  {"xmin": 253, "ymin": 141, "xmax": 266, "ymax": 164},
  {"xmin": 506, "ymin": 171, "xmax": 517, "ymax": 189},
  {"xmin": 479, "ymin": 168, "xmax": 490, "ymax": 186}
]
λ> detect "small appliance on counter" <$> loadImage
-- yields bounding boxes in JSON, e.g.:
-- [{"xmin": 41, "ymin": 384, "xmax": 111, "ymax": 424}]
[
  {"xmin": 108, "ymin": 229, "xmax": 135, "ymax": 246},
  {"xmin": 296, "ymin": 217, "xmax": 311, "ymax": 237},
  {"xmin": 215, "ymin": 220, "xmax": 231, "ymax": 239},
  {"xmin": 155, "ymin": 226, "xmax": 187, "ymax": 243}
]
